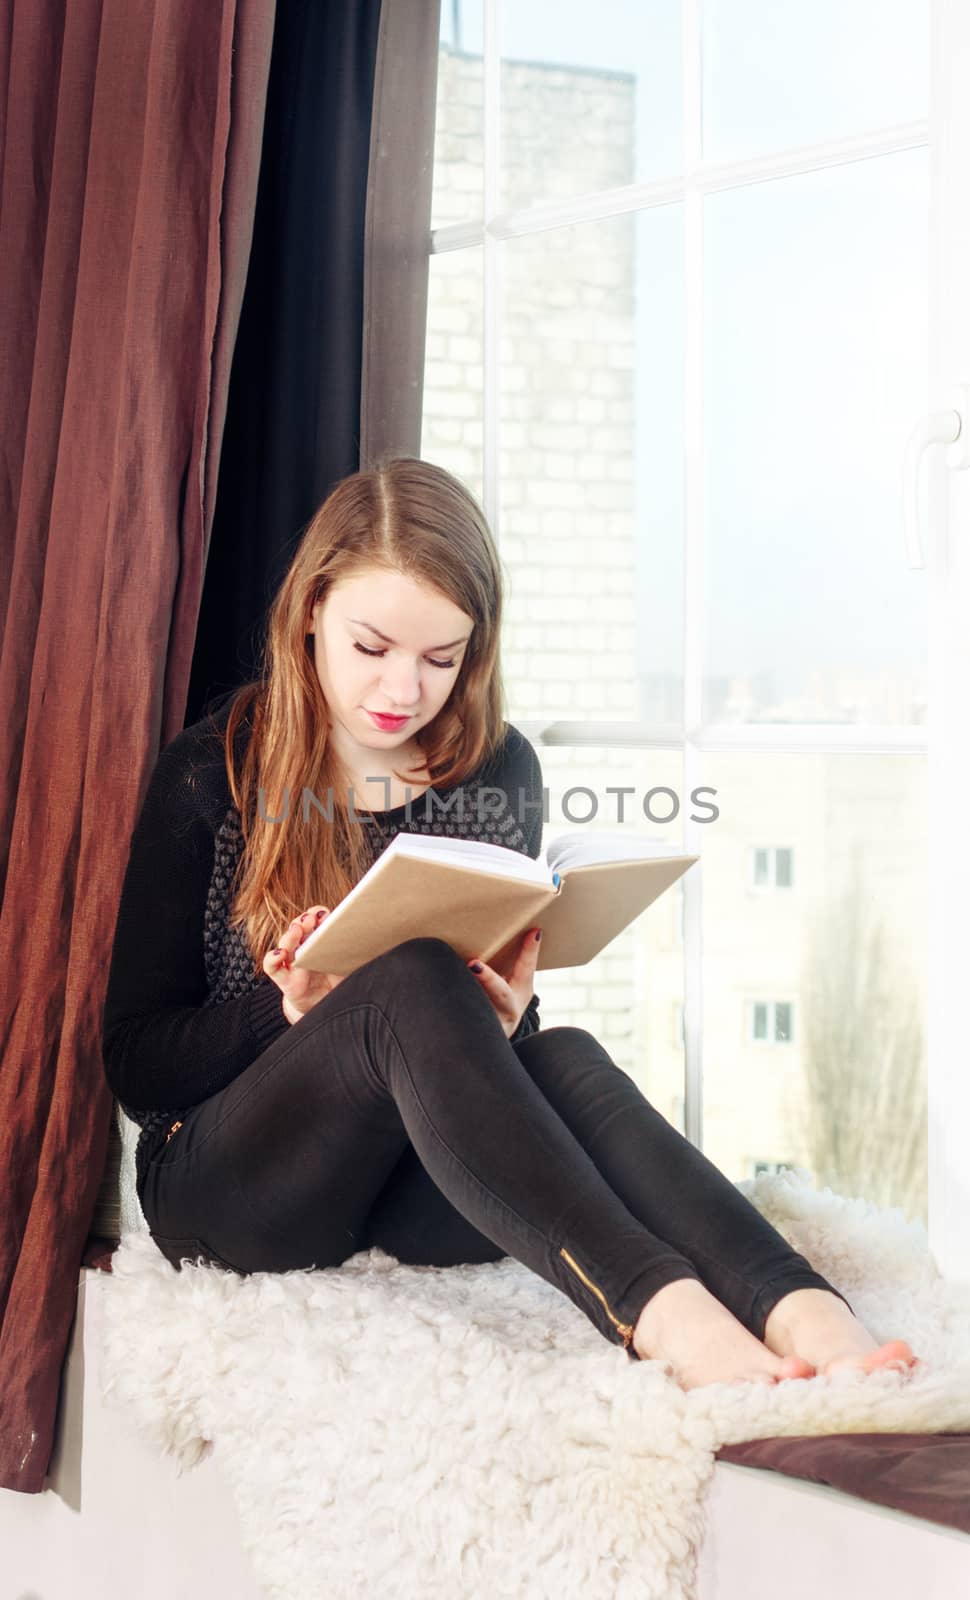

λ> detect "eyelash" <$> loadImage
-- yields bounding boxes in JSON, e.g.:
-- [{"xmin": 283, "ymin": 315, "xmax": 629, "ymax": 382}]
[{"xmin": 353, "ymin": 642, "xmax": 457, "ymax": 671}]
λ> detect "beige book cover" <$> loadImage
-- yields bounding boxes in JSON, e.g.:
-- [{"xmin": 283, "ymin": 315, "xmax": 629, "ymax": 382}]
[{"xmin": 293, "ymin": 834, "xmax": 698, "ymax": 978}]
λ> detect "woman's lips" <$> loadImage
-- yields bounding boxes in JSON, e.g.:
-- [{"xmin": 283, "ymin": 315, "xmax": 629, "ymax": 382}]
[{"xmin": 366, "ymin": 710, "xmax": 412, "ymax": 730}]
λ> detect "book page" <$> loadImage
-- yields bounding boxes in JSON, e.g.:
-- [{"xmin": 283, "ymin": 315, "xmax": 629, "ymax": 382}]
[
  {"xmin": 384, "ymin": 830, "xmax": 552, "ymax": 884},
  {"xmin": 544, "ymin": 829, "xmax": 685, "ymax": 875}
]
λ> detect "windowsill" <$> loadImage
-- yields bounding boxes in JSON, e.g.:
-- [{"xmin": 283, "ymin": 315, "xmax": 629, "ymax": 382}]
[
  {"xmin": 0, "ymin": 1267, "xmax": 965, "ymax": 1599},
  {"xmin": 697, "ymin": 1459, "xmax": 970, "ymax": 1599}
]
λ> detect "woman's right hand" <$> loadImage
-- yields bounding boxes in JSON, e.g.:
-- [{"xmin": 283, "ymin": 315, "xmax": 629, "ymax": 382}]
[{"xmin": 263, "ymin": 906, "xmax": 346, "ymax": 1024}]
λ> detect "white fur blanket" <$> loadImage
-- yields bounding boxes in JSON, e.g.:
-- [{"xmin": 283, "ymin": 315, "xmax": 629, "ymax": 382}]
[{"xmin": 100, "ymin": 1171, "xmax": 970, "ymax": 1600}]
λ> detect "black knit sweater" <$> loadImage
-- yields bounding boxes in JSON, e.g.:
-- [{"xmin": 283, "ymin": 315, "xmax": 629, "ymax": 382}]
[{"xmin": 101, "ymin": 692, "xmax": 545, "ymax": 1194}]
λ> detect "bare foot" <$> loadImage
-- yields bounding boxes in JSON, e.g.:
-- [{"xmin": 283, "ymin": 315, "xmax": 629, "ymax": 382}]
[
  {"xmin": 763, "ymin": 1289, "xmax": 919, "ymax": 1378},
  {"xmin": 633, "ymin": 1278, "xmax": 817, "ymax": 1391}
]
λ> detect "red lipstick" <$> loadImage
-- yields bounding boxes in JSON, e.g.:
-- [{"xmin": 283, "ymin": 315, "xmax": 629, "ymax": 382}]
[{"xmin": 366, "ymin": 710, "xmax": 411, "ymax": 731}]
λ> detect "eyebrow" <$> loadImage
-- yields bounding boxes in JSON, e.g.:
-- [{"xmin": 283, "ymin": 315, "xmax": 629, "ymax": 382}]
[{"xmin": 347, "ymin": 618, "xmax": 471, "ymax": 651}]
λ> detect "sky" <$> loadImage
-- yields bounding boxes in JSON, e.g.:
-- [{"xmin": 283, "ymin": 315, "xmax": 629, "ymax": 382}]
[{"xmin": 438, "ymin": 1, "xmax": 931, "ymax": 708}]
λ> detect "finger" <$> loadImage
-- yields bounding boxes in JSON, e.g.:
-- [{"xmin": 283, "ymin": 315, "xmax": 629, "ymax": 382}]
[
  {"xmin": 467, "ymin": 958, "xmax": 507, "ymax": 992},
  {"xmin": 263, "ymin": 945, "xmax": 293, "ymax": 975},
  {"xmin": 280, "ymin": 907, "xmax": 330, "ymax": 953},
  {"xmin": 515, "ymin": 927, "xmax": 542, "ymax": 968},
  {"xmin": 467, "ymin": 959, "xmax": 515, "ymax": 1004}
]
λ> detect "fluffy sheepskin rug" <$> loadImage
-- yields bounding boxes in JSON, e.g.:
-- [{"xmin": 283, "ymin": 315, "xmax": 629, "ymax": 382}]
[{"xmin": 100, "ymin": 1170, "xmax": 970, "ymax": 1600}]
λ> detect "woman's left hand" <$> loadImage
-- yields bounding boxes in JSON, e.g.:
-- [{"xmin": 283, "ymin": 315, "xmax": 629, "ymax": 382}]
[{"xmin": 466, "ymin": 926, "xmax": 542, "ymax": 1040}]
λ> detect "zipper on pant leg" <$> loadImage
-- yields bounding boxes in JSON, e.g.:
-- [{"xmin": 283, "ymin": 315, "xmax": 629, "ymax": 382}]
[{"xmin": 559, "ymin": 1245, "xmax": 636, "ymax": 1353}]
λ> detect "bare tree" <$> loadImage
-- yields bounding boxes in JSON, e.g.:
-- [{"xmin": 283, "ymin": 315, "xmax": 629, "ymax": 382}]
[{"xmin": 788, "ymin": 852, "xmax": 927, "ymax": 1224}]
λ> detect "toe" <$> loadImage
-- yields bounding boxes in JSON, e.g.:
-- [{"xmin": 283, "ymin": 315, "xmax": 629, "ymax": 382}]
[
  {"xmin": 824, "ymin": 1339, "xmax": 918, "ymax": 1377},
  {"xmin": 865, "ymin": 1340, "xmax": 917, "ymax": 1374},
  {"xmin": 777, "ymin": 1355, "xmax": 817, "ymax": 1381}
]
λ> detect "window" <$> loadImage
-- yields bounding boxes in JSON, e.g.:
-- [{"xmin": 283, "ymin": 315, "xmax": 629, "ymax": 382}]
[
  {"xmin": 750, "ymin": 1159, "xmax": 796, "ymax": 1180},
  {"xmin": 750, "ymin": 846, "xmax": 794, "ymax": 890},
  {"xmin": 749, "ymin": 1000, "xmax": 795, "ymax": 1045},
  {"xmin": 423, "ymin": 0, "xmax": 932, "ymax": 1231}
]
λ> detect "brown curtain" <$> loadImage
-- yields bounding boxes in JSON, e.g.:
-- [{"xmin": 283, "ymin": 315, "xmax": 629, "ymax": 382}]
[{"xmin": 0, "ymin": 0, "xmax": 276, "ymax": 1494}]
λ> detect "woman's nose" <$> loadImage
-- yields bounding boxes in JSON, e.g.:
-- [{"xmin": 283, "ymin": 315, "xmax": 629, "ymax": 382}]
[{"xmin": 380, "ymin": 664, "xmax": 421, "ymax": 707}]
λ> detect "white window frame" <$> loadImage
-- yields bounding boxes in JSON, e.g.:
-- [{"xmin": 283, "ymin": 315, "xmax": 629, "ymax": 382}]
[
  {"xmin": 430, "ymin": 0, "xmax": 966, "ymax": 1275},
  {"xmin": 673, "ymin": 1001, "xmax": 685, "ymax": 1049},
  {"xmin": 927, "ymin": 0, "xmax": 970, "ymax": 1281}
]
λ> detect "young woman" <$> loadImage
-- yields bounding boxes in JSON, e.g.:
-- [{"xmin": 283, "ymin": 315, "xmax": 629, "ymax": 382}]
[{"xmin": 102, "ymin": 458, "xmax": 918, "ymax": 1391}]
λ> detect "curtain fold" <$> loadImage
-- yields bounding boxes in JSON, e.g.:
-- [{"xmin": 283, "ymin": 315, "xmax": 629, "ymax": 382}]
[
  {"xmin": 185, "ymin": 0, "xmax": 385, "ymax": 721},
  {"xmin": 0, "ymin": 0, "xmax": 276, "ymax": 1494}
]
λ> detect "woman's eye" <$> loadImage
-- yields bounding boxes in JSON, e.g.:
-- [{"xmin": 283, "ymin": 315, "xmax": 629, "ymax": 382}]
[{"xmin": 353, "ymin": 642, "xmax": 456, "ymax": 670}]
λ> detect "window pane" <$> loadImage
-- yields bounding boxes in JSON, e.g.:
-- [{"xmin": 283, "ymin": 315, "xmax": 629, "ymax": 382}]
[
  {"xmin": 433, "ymin": 1, "xmax": 483, "ymax": 227},
  {"xmin": 775, "ymin": 848, "xmax": 793, "ymax": 888},
  {"xmin": 701, "ymin": 752, "xmax": 927, "ymax": 1220},
  {"xmin": 499, "ymin": 1, "xmax": 682, "ymax": 210},
  {"xmin": 500, "ymin": 210, "xmax": 684, "ymax": 726},
  {"xmin": 752, "ymin": 1002, "xmax": 768, "ymax": 1040},
  {"xmin": 704, "ymin": 150, "xmax": 928, "ymax": 725},
  {"xmin": 702, "ymin": 0, "xmax": 928, "ymax": 164},
  {"xmin": 752, "ymin": 848, "xmax": 769, "ymax": 886},
  {"xmin": 421, "ymin": 246, "xmax": 483, "ymax": 502},
  {"xmin": 531, "ymin": 745, "xmax": 686, "ymax": 1135}
]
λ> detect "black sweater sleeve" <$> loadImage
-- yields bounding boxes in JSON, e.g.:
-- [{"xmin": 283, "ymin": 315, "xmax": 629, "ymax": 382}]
[
  {"xmin": 503, "ymin": 726, "xmax": 545, "ymax": 1045},
  {"xmin": 101, "ymin": 729, "xmax": 289, "ymax": 1113}
]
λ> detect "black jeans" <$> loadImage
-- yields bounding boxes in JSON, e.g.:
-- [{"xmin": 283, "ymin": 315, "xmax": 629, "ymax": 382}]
[{"xmin": 140, "ymin": 937, "xmax": 849, "ymax": 1359}]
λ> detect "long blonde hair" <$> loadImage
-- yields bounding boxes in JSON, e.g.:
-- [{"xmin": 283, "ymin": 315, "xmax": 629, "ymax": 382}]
[{"xmin": 221, "ymin": 458, "xmax": 509, "ymax": 969}]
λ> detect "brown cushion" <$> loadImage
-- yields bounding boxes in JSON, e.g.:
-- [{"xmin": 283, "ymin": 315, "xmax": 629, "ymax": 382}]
[{"xmin": 717, "ymin": 1434, "xmax": 970, "ymax": 1534}]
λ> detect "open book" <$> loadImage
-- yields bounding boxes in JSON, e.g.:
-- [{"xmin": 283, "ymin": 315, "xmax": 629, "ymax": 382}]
[{"xmin": 293, "ymin": 829, "xmax": 698, "ymax": 977}]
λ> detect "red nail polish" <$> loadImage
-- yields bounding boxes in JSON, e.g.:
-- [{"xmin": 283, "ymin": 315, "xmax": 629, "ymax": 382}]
[
  {"xmin": 534, "ymin": 928, "xmax": 542, "ymax": 941},
  {"xmin": 469, "ymin": 961, "xmax": 483, "ymax": 974}
]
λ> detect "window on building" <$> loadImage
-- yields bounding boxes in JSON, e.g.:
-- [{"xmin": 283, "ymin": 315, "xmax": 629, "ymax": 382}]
[
  {"xmin": 749, "ymin": 1000, "xmax": 795, "ymax": 1045},
  {"xmin": 751, "ymin": 1159, "xmax": 796, "ymax": 1179},
  {"xmin": 750, "ymin": 846, "xmax": 795, "ymax": 890}
]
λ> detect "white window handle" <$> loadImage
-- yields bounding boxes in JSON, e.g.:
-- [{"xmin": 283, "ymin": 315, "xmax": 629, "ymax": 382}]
[{"xmin": 902, "ymin": 385, "xmax": 970, "ymax": 569}]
